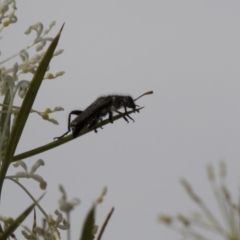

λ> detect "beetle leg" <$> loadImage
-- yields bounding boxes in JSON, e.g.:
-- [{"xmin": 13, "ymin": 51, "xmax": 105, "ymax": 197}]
[
  {"xmin": 54, "ymin": 110, "xmax": 83, "ymax": 140},
  {"xmin": 123, "ymin": 104, "xmax": 135, "ymax": 122},
  {"xmin": 108, "ymin": 111, "xmax": 113, "ymax": 123},
  {"xmin": 116, "ymin": 110, "xmax": 129, "ymax": 123}
]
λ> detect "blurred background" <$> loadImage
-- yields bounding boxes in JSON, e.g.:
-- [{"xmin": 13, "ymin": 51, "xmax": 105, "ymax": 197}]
[{"xmin": 1, "ymin": 0, "xmax": 240, "ymax": 239}]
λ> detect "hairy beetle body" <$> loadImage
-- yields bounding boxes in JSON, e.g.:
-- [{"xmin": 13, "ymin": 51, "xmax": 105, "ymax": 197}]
[{"xmin": 54, "ymin": 91, "xmax": 153, "ymax": 140}]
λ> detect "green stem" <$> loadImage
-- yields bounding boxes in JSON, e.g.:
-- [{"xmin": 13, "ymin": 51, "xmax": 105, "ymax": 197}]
[{"xmin": 13, "ymin": 108, "xmax": 143, "ymax": 162}]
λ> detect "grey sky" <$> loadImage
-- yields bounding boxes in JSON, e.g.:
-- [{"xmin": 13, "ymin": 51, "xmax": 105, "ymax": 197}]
[{"xmin": 1, "ymin": 0, "xmax": 240, "ymax": 239}]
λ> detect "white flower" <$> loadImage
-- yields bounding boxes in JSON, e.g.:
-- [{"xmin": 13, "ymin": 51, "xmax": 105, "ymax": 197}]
[
  {"xmin": 159, "ymin": 162, "xmax": 240, "ymax": 239},
  {"xmin": 0, "ymin": 18, "xmax": 64, "ymax": 156},
  {"xmin": 58, "ymin": 185, "xmax": 80, "ymax": 213},
  {"xmin": 48, "ymin": 211, "xmax": 70, "ymax": 230},
  {"xmin": 10, "ymin": 159, "xmax": 47, "ymax": 189},
  {"xmin": 0, "ymin": 0, "xmax": 17, "ymax": 30},
  {"xmin": 17, "ymin": 80, "xmax": 29, "ymax": 98}
]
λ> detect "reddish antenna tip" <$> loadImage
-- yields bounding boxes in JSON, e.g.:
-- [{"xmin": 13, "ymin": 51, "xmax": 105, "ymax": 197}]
[{"xmin": 134, "ymin": 90, "xmax": 153, "ymax": 101}]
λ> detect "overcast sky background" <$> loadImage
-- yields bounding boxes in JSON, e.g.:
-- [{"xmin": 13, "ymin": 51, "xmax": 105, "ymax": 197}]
[{"xmin": 1, "ymin": 0, "xmax": 240, "ymax": 239}]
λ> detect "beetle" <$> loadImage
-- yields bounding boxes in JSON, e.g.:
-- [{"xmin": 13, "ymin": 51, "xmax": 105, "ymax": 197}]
[{"xmin": 54, "ymin": 91, "xmax": 153, "ymax": 140}]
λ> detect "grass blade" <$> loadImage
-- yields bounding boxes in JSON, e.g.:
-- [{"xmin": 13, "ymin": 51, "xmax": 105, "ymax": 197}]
[
  {"xmin": 13, "ymin": 108, "xmax": 143, "ymax": 162},
  {"xmin": 0, "ymin": 24, "xmax": 64, "ymax": 199},
  {"xmin": 0, "ymin": 202, "xmax": 35, "ymax": 240},
  {"xmin": 79, "ymin": 206, "xmax": 95, "ymax": 240},
  {"xmin": 0, "ymin": 90, "xmax": 11, "ymax": 160}
]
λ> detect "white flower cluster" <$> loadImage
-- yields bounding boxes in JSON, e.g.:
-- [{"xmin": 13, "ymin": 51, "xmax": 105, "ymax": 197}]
[
  {"xmin": 10, "ymin": 159, "xmax": 47, "ymax": 189},
  {"xmin": 0, "ymin": 0, "xmax": 17, "ymax": 31},
  {"xmin": 0, "ymin": 1, "xmax": 65, "ymax": 152},
  {"xmin": 0, "ymin": 21, "xmax": 64, "ymax": 98},
  {"xmin": 58, "ymin": 185, "xmax": 80, "ymax": 213},
  {"xmin": 159, "ymin": 162, "xmax": 240, "ymax": 240},
  {"xmin": 5, "ymin": 160, "xmax": 71, "ymax": 239},
  {"xmin": 21, "ymin": 210, "xmax": 69, "ymax": 240}
]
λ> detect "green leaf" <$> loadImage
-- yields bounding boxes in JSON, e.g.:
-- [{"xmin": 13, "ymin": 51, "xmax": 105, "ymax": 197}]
[
  {"xmin": 6, "ymin": 25, "xmax": 64, "ymax": 160},
  {"xmin": 12, "ymin": 107, "xmax": 144, "ymax": 162},
  {"xmin": 0, "ymin": 90, "xmax": 11, "ymax": 160},
  {"xmin": 0, "ymin": 24, "xmax": 64, "ymax": 199},
  {"xmin": 79, "ymin": 206, "xmax": 95, "ymax": 240},
  {"xmin": 0, "ymin": 202, "xmax": 35, "ymax": 240}
]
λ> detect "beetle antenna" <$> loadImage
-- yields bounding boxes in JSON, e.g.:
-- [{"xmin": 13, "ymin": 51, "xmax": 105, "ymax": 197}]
[{"xmin": 134, "ymin": 91, "xmax": 153, "ymax": 102}]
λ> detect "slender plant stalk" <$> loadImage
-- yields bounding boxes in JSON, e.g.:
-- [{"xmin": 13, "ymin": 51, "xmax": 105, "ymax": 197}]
[
  {"xmin": 0, "ymin": 25, "xmax": 64, "ymax": 201},
  {"xmin": 13, "ymin": 108, "xmax": 143, "ymax": 162}
]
